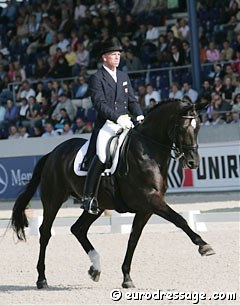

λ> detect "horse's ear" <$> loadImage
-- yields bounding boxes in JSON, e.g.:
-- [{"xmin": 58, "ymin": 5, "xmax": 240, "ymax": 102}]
[{"xmin": 195, "ymin": 97, "xmax": 210, "ymax": 112}]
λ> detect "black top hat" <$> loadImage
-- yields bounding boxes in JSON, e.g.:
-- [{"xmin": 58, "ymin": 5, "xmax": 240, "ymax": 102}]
[{"xmin": 100, "ymin": 39, "xmax": 123, "ymax": 56}]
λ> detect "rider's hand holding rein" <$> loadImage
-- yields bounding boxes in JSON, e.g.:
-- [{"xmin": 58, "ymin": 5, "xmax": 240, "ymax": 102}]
[
  {"xmin": 117, "ymin": 114, "xmax": 134, "ymax": 129},
  {"xmin": 136, "ymin": 115, "xmax": 144, "ymax": 123}
]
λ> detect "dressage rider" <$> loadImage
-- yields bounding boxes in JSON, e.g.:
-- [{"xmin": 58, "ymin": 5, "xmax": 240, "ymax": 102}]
[{"xmin": 81, "ymin": 38, "xmax": 144, "ymax": 214}]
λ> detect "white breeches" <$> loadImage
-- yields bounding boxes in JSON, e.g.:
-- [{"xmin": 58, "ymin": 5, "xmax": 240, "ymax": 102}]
[{"xmin": 96, "ymin": 120, "xmax": 122, "ymax": 164}]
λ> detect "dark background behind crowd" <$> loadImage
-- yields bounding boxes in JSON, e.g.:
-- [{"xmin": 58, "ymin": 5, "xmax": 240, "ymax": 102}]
[{"xmin": 0, "ymin": 0, "xmax": 239, "ymax": 139}]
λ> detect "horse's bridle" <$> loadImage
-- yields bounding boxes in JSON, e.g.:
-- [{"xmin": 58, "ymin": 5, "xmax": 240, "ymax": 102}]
[
  {"xmin": 172, "ymin": 112, "xmax": 199, "ymax": 161},
  {"xmin": 132, "ymin": 110, "xmax": 199, "ymax": 161}
]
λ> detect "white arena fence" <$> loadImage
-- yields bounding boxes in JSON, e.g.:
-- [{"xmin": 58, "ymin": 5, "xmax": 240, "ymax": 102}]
[{"xmin": 0, "ymin": 210, "xmax": 239, "ymax": 236}]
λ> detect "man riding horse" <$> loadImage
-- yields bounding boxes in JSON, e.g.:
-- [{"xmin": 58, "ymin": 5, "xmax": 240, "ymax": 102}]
[{"xmin": 81, "ymin": 38, "xmax": 144, "ymax": 215}]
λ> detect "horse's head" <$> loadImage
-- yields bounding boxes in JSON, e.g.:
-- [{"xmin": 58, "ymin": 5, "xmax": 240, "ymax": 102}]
[{"xmin": 171, "ymin": 97, "xmax": 208, "ymax": 169}]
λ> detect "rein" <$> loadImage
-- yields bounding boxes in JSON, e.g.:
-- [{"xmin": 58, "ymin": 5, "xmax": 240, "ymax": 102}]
[
  {"xmin": 132, "ymin": 128, "xmax": 179, "ymax": 160},
  {"xmin": 133, "ymin": 112, "xmax": 199, "ymax": 161}
]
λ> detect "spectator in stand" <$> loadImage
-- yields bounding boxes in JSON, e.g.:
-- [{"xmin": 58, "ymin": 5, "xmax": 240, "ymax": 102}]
[
  {"xmin": 132, "ymin": 23, "xmax": 147, "ymax": 49},
  {"xmin": 49, "ymin": 55, "xmax": 71, "ymax": 78},
  {"xmin": 137, "ymin": 84, "xmax": 147, "ymax": 109},
  {"xmin": 166, "ymin": 30, "xmax": 181, "ymax": 52},
  {"xmin": 74, "ymin": 0, "xmax": 87, "ymax": 24},
  {"xmin": 199, "ymin": 41, "xmax": 207, "ymax": 64},
  {"xmin": 182, "ymin": 82, "xmax": 198, "ymax": 103},
  {"xmin": 1, "ymin": 99, "xmax": 18, "ymax": 130},
  {"xmin": 18, "ymin": 97, "xmax": 30, "ymax": 127},
  {"xmin": 8, "ymin": 125, "xmax": 19, "ymax": 139},
  {"xmin": 61, "ymin": 122, "xmax": 74, "ymax": 135},
  {"xmin": 41, "ymin": 120, "xmax": 60, "ymax": 137},
  {"xmin": 12, "ymin": 61, "xmax": 26, "ymax": 81},
  {"xmin": 208, "ymin": 64, "xmax": 224, "ymax": 83},
  {"xmin": 232, "ymin": 93, "xmax": 240, "ymax": 112},
  {"xmin": 72, "ymin": 76, "xmax": 92, "ymax": 112},
  {"xmin": 65, "ymin": 44, "xmax": 77, "ymax": 74},
  {"xmin": 170, "ymin": 44, "xmax": 185, "ymax": 66},
  {"xmin": 52, "ymin": 80, "xmax": 62, "ymax": 96},
  {"xmin": 48, "ymin": 90, "xmax": 60, "ymax": 119},
  {"xmin": 31, "ymin": 123, "xmax": 44, "ymax": 137},
  {"xmin": 221, "ymin": 40, "xmax": 234, "ymax": 61},
  {"xmin": 54, "ymin": 108, "xmax": 72, "ymax": 131},
  {"xmin": 58, "ymin": 10, "xmax": 73, "ymax": 35},
  {"xmin": 212, "ymin": 93, "xmax": 232, "ymax": 112},
  {"xmin": 26, "ymin": 96, "xmax": 40, "ymax": 128},
  {"xmin": 18, "ymin": 125, "xmax": 30, "ymax": 138},
  {"xmin": 16, "ymin": 80, "xmax": 36, "ymax": 103},
  {"xmin": 145, "ymin": 83, "xmax": 160, "ymax": 107},
  {"xmin": 210, "ymin": 111, "xmax": 226, "ymax": 125},
  {"xmin": 27, "ymin": 13, "xmax": 40, "ymax": 42},
  {"xmin": 224, "ymin": 63, "xmax": 238, "ymax": 85},
  {"xmin": 51, "ymin": 92, "xmax": 76, "ymax": 122},
  {"xmin": 225, "ymin": 112, "xmax": 233, "ymax": 124},
  {"xmin": 182, "ymin": 40, "xmax": 191, "ymax": 64},
  {"xmin": 178, "ymin": 19, "xmax": 190, "ymax": 40},
  {"xmin": 206, "ymin": 41, "xmax": 220, "ymax": 63},
  {"xmin": 232, "ymin": 49, "xmax": 240, "ymax": 76},
  {"xmin": 222, "ymin": 77, "xmax": 235, "ymax": 102},
  {"xmin": 125, "ymin": 49, "xmax": 144, "ymax": 72},
  {"xmin": 0, "ymin": 104, "xmax": 6, "ymax": 127},
  {"xmin": 121, "ymin": 13, "xmax": 138, "ymax": 38},
  {"xmin": 169, "ymin": 82, "xmax": 183, "ymax": 100},
  {"xmin": 70, "ymin": 29, "xmax": 80, "ymax": 52},
  {"xmin": 35, "ymin": 81, "xmax": 48, "ymax": 104},
  {"xmin": 171, "ymin": 18, "xmax": 181, "ymax": 39},
  {"xmin": 72, "ymin": 117, "xmax": 86, "ymax": 134},
  {"xmin": 48, "ymin": 34, "xmax": 59, "ymax": 62},
  {"xmin": 144, "ymin": 98, "xmax": 157, "ymax": 114},
  {"xmin": 73, "ymin": 43, "xmax": 90, "ymax": 76},
  {"xmin": 145, "ymin": 20, "xmax": 159, "ymax": 47},
  {"xmin": 200, "ymin": 80, "xmax": 213, "ymax": 98},
  {"xmin": 38, "ymin": 96, "xmax": 51, "ymax": 123},
  {"xmin": 0, "ymin": 52, "xmax": 9, "ymax": 70},
  {"xmin": 83, "ymin": 121, "xmax": 93, "ymax": 133},
  {"xmin": 232, "ymin": 112, "xmax": 240, "ymax": 124},
  {"xmin": 34, "ymin": 57, "xmax": 49, "ymax": 80},
  {"xmin": 213, "ymin": 77, "xmax": 224, "ymax": 94},
  {"xmin": 57, "ymin": 32, "xmax": 69, "ymax": 53},
  {"xmin": 157, "ymin": 34, "xmax": 168, "ymax": 63}
]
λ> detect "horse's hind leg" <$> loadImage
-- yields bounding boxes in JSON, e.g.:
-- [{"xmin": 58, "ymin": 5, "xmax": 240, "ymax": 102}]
[
  {"xmin": 122, "ymin": 212, "xmax": 152, "ymax": 288},
  {"xmin": 36, "ymin": 201, "xmax": 61, "ymax": 289},
  {"xmin": 70, "ymin": 210, "xmax": 103, "ymax": 282},
  {"xmin": 155, "ymin": 202, "xmax": 215, "ymax": 256}
]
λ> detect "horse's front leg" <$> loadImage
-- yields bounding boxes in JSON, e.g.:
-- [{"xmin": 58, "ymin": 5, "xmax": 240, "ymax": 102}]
[
  {"xmin": 71, "ymin": 210, "xmax": 103, "ymax": 282},
  {"xmin": 122, "ymin": 212, "xmax": 152, "ymax": 288},
  {"xmin": 154, "ymin": 200, "xmax": 215, "ymax": 256}
]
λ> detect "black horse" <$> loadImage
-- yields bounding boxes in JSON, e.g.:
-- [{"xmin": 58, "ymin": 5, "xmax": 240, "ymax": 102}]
[{"xmin": 11, "ymin": 98, "xmax": 215, "ymax": 289}]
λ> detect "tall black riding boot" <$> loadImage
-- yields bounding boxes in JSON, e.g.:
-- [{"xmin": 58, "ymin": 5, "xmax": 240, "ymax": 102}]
[{"xmin": 81, "ymin": 155, "xmax": 105, "ymax": 215}]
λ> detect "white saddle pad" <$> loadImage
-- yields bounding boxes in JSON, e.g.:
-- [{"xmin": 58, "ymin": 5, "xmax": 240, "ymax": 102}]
[{"xmin": 74, "ymin": 129, "xmax": 129, "ymax": 176}]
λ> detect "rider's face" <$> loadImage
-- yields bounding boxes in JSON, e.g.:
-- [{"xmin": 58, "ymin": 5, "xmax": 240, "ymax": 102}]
[{"xmin": 102, "ymin": 51, "xmax": 121, "ymax": 70}]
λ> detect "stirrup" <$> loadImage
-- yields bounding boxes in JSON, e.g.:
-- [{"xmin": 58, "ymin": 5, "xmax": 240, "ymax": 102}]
[{"xmin": 81, "ymin": 197, "xmax": 100, "ymax": 215}]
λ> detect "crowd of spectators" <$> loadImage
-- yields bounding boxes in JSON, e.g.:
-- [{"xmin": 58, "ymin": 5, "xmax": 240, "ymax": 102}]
[{"xmin": 0, "ymin": 0, "xmax": 239, "ymax": 140}]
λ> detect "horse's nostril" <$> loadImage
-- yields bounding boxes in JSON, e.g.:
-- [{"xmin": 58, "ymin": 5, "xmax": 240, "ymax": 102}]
[{"xmin": 188, "ymin": 160, "xmax": 196, "ymax": 169}]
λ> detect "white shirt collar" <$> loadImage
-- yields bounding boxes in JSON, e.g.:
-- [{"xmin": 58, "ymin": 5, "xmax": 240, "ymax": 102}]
[{"xmin": 103, "ymin": 65, "xmax": 117, "ymax": 82}]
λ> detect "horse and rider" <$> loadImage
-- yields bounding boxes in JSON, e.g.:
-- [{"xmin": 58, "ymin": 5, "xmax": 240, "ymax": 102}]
[{"xmin": 11, "ymin": 39, "xmax": 215, "ymax": 290}]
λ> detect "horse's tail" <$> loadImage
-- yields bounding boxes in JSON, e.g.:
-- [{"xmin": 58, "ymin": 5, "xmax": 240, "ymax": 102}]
[{"xmin": 11, "ymin": 153, "xmax": 50, "ymax": 241}]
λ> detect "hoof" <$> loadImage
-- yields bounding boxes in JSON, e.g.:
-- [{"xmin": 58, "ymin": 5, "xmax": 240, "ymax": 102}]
[
  {"xmin": 88, "ymin": 265, "xmax": 100, "ymax": 282},
  {"xmin": 36, "ymin": 279, "xmax": 48, "ymax": 289},
  {"xmin": 199, "ymin": 244, "xmax": 216, "ymax": 256},
  {"xmin": 122, "ymin": 280, "xmax": 135, "ymax": 289}
]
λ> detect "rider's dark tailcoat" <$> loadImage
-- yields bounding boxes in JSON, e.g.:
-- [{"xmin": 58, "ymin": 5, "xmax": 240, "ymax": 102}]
[{"xmin": 82, "ymin": 66, "xmax": 143, "ymax": 168}]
